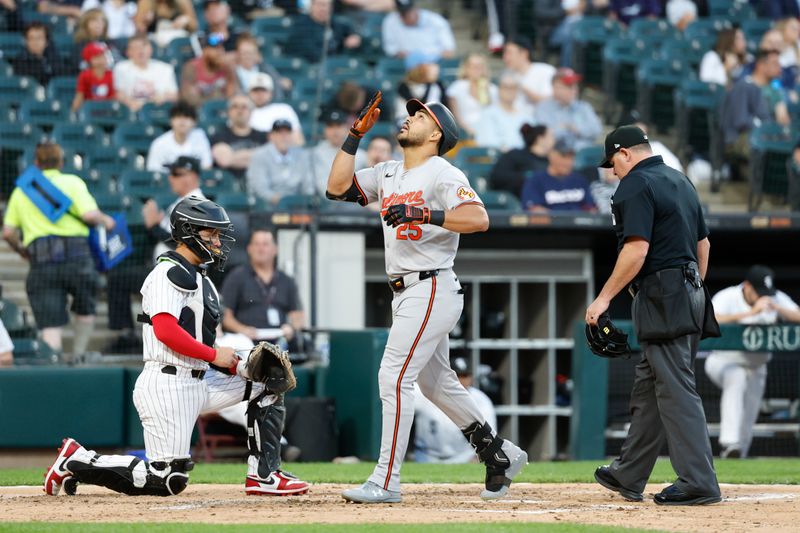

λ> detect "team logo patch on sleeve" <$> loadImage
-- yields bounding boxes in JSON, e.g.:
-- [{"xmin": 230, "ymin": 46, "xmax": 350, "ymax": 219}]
[{"xmin": 456, "ymin": 186, "xmax": 476, "ymax": 201}]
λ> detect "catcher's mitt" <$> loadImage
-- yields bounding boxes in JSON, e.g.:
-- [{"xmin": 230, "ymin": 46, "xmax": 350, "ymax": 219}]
[
  {"xmin": 245, "ymin": 341, "xmax": 297, "ymax": 394},
  {"xmin": 585, "ymin": 313, "xmax": 632, "ymax": 358}
]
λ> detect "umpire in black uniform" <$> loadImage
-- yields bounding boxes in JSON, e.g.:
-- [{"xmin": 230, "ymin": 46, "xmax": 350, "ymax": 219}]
[{"xmin": 586, "ymin": 126, "xmax": 722, "ymax": 506}]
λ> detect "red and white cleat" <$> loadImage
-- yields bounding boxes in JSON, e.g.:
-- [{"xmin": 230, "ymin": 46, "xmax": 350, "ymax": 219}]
[
  {"xmin": 43, "ymin": 438, "xmax": 82, "ymax": 496},
  {"xmin": 245, "ymin": 470, "xmax": 309, "ymax": 496}
]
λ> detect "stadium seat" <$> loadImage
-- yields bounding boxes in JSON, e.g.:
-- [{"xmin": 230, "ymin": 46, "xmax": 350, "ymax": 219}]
[
  {"xmin": 112, "ymin": 122, "xmax": 165, "ymax": 156},
  {"xmin": 119, "ymin": 169, "xmax": 170, "ymax": 196},
  {"xmin": 659, "ymin": 37, "xmax": 714, "ymax": 71},
  {"xmin": 741, "ymin": 19, "xmax": 773, "ymax": 53},
  {"xmin": 212, "ymin": 191, "xmax": 252, "ymax": 211},
  {"xmin": 571, "ymin": 16, "xmax": 621, "ymax": 88},
  {"xmin": 199, "ymin": 99, "xmax": 229, "ymax": 125},
  {"xmin": 51, "ymin": 33, "xmax": 77, "ymax": 61},
  {"xmin": 674, "ymin": 80, "xmax": 724, "ymax": 165},
  {"xmin": 78, "ymin": 100, "xmax": 134, "ymax": 130},
  {"xmin": 748, "ymin": 123, "xmax": 798, "ymax": 211},
  {"xmin": 0, "ymin": 32, "xmax": 25, "ymax": 58},
  {"xmin": 201, "ymin": 168, "xmax": 238, "ymax": 192},
  {"xmin": 575, "ymin": 145, "xmax": 604, "ymax": 171},
  {"xmin": 251, "ymin": 16, "xmax": 294, "ymax": 46},
  {"xmin": 0, "ymin": 123, "xmax": 46, "ymax": 151},
  {"xmin": 17, "ymin": 98, "xmax": 71, "ymax": 131},
  {"xmin": 0, "ymin": 57, "xmax": 12, "ymax": 76},
  {"xmin": 684, "ymin": 18, "xmax": 732, "ymax": 41},
  {"xmin": 86, "ymin": 145, "xmax": 140, "ymax": 180},
  {"xmin": 453, "ymin": 148, "xmax": 499, "ymax": 191},
  {"xmin": 628, "ymin": 18, "xmax": 681, "ymax": 42},
  {"xmin": 0, "ymin": 298, "xmax": 35, "ymax": 338},
  {"xmin": 46, "ymin": 75, "xmax": 78, "ymax": 107},
  {"xmin": 708, "ymin": 0, "xmax": 734, "ymax": 17},
  {"xmin": 602, "ymin": 37, "xmax": 655, "ymax": 123},
  {"xmin": 91, "ymin": 191, "xmax": 129, "ymax": 212},
  {"xmin": 138, "ymin": 102, "xmax": 173, "ymax": 129},
  {"xmin": 267, "ymin": 56, "xmax": 311, "ymax": 82},
  {"xmin": 276, "ymin": 194, "xmax": 322, "ymax": 211},
  {"xmin": 362, "ymin": 122, "xmax": 399, "ymax": 145},
  {"xmin": 635, "ymin": 58, "xmax": 689, "ymax": 132},
  {"xmin": 164, "ymin": 36, "xmax": 197, "ymax": 66},
  {"xmin": 480, "ymin": 190, "xmax": 522, "ymax": 212},
  {"xmin": 374, "ymin": 57, "xmax": 407, "ymax": 85},
  {"xmin": 0, "ymin": 76, "xmax": 44, "ymax": 108},
  {"xmin": 10, "ymin": 338, "xmax": 56, "ymax": 364}
]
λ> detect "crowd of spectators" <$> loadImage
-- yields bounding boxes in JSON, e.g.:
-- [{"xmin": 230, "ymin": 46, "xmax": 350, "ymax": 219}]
[{"xmin": 4, "ymin": 0, "xmax": 800, "ymax": 365}]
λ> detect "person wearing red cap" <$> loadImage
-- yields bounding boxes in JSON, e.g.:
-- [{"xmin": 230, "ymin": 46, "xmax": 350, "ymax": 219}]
[
  {"xmin": 534, "ymin": 67, "xmax": 602, "ymax": 151},
  {"xmin": 72, "ymin": 41, "xmax": 115, "ymax": 112}
]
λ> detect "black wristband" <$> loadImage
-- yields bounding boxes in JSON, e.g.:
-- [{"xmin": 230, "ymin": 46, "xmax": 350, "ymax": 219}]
[
  {"xmin": 429, "ymin": 210, "xmax": 445, "ymax": 227},
  {"xmin": 341, "ymin": 133, "xmax": 361, "ymax": 155}
]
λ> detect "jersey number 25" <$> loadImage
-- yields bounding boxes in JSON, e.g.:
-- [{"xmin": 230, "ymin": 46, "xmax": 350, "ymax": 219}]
[{"xmin": 396, "ymin": 223, "xmax": 422, "ymax": 241}]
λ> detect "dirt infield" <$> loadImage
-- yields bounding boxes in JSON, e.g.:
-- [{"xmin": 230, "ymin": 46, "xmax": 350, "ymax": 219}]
[{"xmin": 1, "ymin": 483, "xmax": 798, "ymax": 531}]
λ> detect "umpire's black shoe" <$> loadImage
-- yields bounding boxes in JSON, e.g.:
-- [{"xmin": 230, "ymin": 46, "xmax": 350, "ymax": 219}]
[
  {"xmin": 594, "ymin": 466, "xmax": 643, "ymax": 502},
  {"xmin": 653, "ymin": 484, "xmax": 722, "ymax": 506}
]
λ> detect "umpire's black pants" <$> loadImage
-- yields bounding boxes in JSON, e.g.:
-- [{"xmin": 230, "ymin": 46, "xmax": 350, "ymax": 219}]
[{"xmin": 609, "ymin": 328, "xmax": 720, "ymax": 495}]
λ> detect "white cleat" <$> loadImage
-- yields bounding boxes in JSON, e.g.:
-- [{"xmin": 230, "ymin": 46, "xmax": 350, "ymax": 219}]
[{"xmin": 342, "ymin": 481, "xmax": 401, "ymax": 504}]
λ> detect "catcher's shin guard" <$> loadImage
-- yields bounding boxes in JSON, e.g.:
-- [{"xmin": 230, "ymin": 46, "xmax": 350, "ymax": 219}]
[
  {"xmin": 462, "ymin": 421, "xmax": 511, "ymax": 491},
  {"xmin": 247, "ymin": 393, "xmax": 285, "ymax": 478},
  {"xmin": 66, "ymin": 454, "xmax": 193, "ymax": 496}
]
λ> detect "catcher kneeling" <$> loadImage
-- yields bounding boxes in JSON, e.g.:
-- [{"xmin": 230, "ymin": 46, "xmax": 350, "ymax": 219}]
[{"xmin": 44, "ymin": 197, "xmax": 308, "ymax": 497}]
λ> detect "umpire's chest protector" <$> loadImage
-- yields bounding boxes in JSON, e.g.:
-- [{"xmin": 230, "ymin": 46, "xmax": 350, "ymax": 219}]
[{"xmin": 165, "ymin": 260, "xmax": 222, "ymax": 347}]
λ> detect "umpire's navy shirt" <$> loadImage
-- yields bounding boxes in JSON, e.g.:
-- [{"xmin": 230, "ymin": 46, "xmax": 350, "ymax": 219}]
[{"xmin": 610, "ymin": 155, "xmax": 709, "ymax": 277}]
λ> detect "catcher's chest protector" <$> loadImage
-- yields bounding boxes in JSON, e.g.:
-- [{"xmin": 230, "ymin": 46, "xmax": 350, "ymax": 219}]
[{"xmin": 175, "ymin": 272, "xmax": 222, "ymax": 347}]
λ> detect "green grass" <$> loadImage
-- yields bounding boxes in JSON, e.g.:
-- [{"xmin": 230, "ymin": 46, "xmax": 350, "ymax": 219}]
[
  {"xmin": 0, "ymin": 524, "xmax": 664, "ymax": 533},
  {"xmin": 3, "ymin": 458, "xmax": 800, "ymax": 486}
]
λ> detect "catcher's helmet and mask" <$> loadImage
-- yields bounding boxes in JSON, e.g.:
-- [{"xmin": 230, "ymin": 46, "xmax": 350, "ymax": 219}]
[
  {"xmin": 170, "ymin": 196, "xmax": 235, "ymax": 271},
  {"xmin": 586, "ymin": 313, "xmax": 632, "ymax": 358},
  {"xmin": 406, "ymin": 99, "xmax": 459, "ymax": 156}
]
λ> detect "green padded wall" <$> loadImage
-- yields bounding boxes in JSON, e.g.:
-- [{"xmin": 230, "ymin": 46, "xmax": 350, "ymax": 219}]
[
  {"xmin": 0, "ymin": 367, "xmax": 126, "ymax": 447},
  {"xmin": 326, "ymin": 329, "xmax": 388, "ymax": 460}
]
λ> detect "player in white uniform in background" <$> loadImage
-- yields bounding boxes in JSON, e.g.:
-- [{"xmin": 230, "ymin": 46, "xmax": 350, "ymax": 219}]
[
  {"xmin": 327, "ymin": 92, "xmax": 527, "ymax": 503},
  {"xmin": 704, "ymin": 265, "xmax": 800, "ymax": 458},
  {"xmin": 413, "ymin": 357, "xmax": 497, "ymax": 463},
  {"xmin": 44, "ymin": 197, "xmax": 308, "ymax": 497}
]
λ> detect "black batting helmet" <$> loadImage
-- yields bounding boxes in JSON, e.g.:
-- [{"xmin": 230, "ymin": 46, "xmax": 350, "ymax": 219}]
[
  {"xmin": 406, "ymin": 99, "xmax": 459, "ymax": 156},
  {"xmin": 170, "ymin": 196, "xmax": 235, "ymax": 271},
  {"xmin": 585, "ymin": 313, "xmax": 632, "ymax": 358}
]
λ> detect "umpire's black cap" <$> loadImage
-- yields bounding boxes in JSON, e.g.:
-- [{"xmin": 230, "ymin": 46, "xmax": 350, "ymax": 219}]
[
  {"xmin": 598, "ymin": 125, "xmax": 649, "ymax": 168},
  {"xmin": 406, "ymin": 99, "xmax": 459, "ymax": 156}
]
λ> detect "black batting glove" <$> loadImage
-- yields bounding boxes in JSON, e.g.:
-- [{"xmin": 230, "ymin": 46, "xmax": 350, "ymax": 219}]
[{"xmin": 383, "ymin": 204, "xmax": 429, "ymax": 227}]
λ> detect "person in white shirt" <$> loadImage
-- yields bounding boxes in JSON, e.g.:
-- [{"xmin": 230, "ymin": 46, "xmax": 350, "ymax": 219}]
[
  {"xmin": 502, "ymin": 35, "xmax": 556, "ymax": 107},
  {"xmin": 446, "ymin": 53, "xmax": 497, "ymax": 138},
  {"xmin": 0, "ymin": 318, "xmax": 13, "ymax": 367},
  {"xmin": 473, "ymin": 73, "xmax": 528, "ymax": 151},
  {"xmin": 248, "ymin": 72, "xmax": 305, "ymax": 146},
  {"xmin": 381, "ymin": 0, "xmax": 455, "ymax": 58},
  {"xmin": 113, "ymin": 33, "xmax": 178, "ymax": 112},
  {"xmin": 699, "ymin": 27, "xmax": 747, "ymax": 87},
  {"xmin": 81, "ymin": 0, "xmax": 137, "ymax": 40},
  {"xmin": 413, "ymin": 357, "xmax": 497, "ymax": 463},
  {"xmin": 665, "ymin": 0, "xmax": 697, "ymax": 31},
  {"xmin": 704, "ymin": 265, "xmax": 800, "ymax": 459},
  {"xmin": 146, "ymin": 101, "xmax": 212, "ymax": 171}
]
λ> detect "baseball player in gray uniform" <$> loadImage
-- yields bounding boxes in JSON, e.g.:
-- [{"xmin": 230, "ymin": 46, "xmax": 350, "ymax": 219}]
[
  {"xmin": 44, "ymin": 197, "xmax": 308, "ymax": 497},
  {"xmin": 327, "ymin": 92, "xmax": 528, "ymax": 503}
]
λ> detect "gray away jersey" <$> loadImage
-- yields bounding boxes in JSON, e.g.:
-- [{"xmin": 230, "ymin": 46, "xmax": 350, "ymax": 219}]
[{"xmin": 354, "ymin": 156, "xmax": 482, "ymax": 276}]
